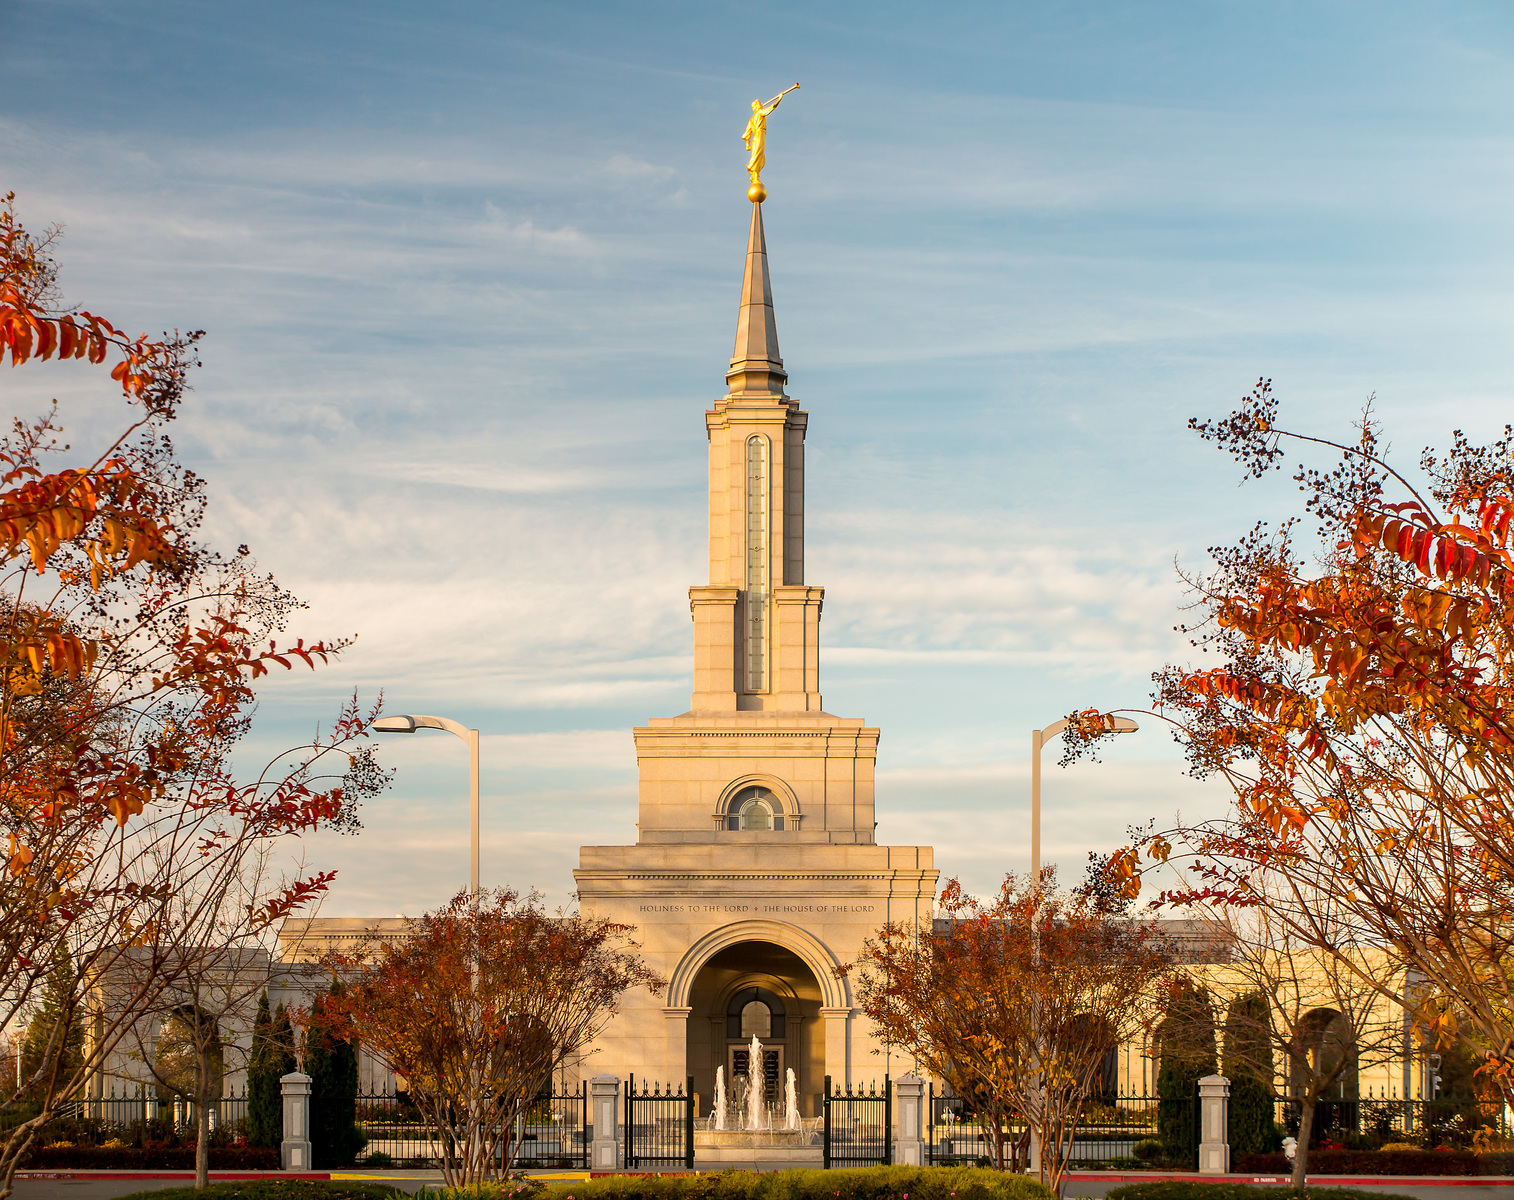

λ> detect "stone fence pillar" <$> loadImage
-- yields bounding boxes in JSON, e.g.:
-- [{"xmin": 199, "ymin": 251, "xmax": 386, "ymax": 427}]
[
  {"xmin": 590, "ymin": 1074, "xmax": 621, "ymax": 1171},
  {"xmin": 894, "ymin": 1075, "xmax": 924, "ymax": 1166},
  {"xmin": 1198, "ymin": 1074, "xmax": 1230, "ymax": 1175},
  {"xmin": 279, "ymin": 1071, "xmax": 312, "ymax": 1171}
]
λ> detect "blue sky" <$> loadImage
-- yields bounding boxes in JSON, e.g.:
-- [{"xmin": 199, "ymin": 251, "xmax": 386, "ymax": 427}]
[{"xmin": 4, "ymin": 1, "xmax": 1513, "ymax": 915}]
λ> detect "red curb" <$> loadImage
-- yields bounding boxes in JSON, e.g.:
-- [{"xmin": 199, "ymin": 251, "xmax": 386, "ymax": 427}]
[
  {"xmin": 14, "ymin": 1172, "xmax": 332, "ymax": 1181},
  {"xmin": 1064, "ymin": 1172, "xmax": 1514, "ymax": 1187}
]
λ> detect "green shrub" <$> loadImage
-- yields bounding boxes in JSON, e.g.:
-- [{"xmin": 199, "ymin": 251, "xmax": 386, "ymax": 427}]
[
  {"xmin": 1154, "ymin": 978, "xmax": 1216, "ymax": 1166},
  {"xmin": 1132, "ymin": 1139, "xmax": 1164, "ymax": 1161},
  {"xmin": 419, "ymin": 1182, "xmax": 545, "ymax": 1200},
  {"xmin": 117, "ymin": 1184, "xmax": 407, "ymax": 1200},
  {"xmin": 1105, "ymin": 1184, "xmax": 1419, "ymax": 1200},
  {"xmin": 1234, "ymin": 1149, "xmax": 1514, "ymax": 1176},
  {"xmin": 249, "ymin": 995, "xmax": 299, "ymax": 1148},
  {"xmin": 24, "ymin": 1146, "xmax": 278, "ymax": 1170},
  {"xmin": 539, "ymin": 1165, "xmax": 1051, "ymax": 1200},
  {"xmin": 1222, "ymin": 992, "xmax": 1276, "ymax": 1159},
  {"xmin": 359, "ymin": 1150, "xmax": 396, "ymax": 1167},
  {"xmin": 306, "ymin": 982, "xmax": 364, "ymax": 1169}
]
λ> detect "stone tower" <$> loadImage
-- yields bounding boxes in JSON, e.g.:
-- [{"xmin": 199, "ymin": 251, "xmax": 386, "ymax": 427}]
[
  {"xmin": 574, "ymin": 198, "xmax": 935, "ymax": 1103},
  {"xmin": 632, "ymin": 201, "xmax": 879, "ymax": 846}
]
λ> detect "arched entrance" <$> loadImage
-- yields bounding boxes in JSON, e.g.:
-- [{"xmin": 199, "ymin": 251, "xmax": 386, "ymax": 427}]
[
  {"xmin": 686, "ymin": 941, "xmax": 824, "ymax": 1118},
  {"xmin": 1292, "ymin": 1007, "xmax": 1358, "ymax": 1101}
]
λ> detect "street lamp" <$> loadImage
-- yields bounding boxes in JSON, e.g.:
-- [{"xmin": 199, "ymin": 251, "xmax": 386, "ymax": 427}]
[
  {"xmin": 1029, "ymin": 713, "xmax": 1138, "ymax": 884},
  {"xmin": 373, "ymin": 714, "xmax": 481, "ymax": 898},
  {"xmin": 1026, "ymin": 710, "xmax": 1138, "ymax": 1178}
]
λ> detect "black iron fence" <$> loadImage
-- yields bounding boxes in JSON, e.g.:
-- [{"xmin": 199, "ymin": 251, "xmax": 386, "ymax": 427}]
[
  {"xmin": 926, "ymin": 1088, "xmax": 1198, "ymax": 1169},
  {"xmin": 823, "ymin": 1075, "xmax": 891, "ymax": 1168},
  {"xmin": 0, "ymin": 1086, "xmax": 252, "ymax": 1148},
  {"xmin": 355, "ymin": 1088, "xmax": 590, "ymax": 1169},
  {"xmin": 1282, "ymin": 1096, "xmax": 1512, "ymax": 1149},
  {"xmin": 515, "ymin": 1084, "xmax": 589, "ymax": 1169},
  {"xmin": 624, "ymin": 1075, "xmax": 693, "ymax": 1170}
]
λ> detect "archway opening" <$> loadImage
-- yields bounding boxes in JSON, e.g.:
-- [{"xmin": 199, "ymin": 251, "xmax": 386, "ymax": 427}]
[
  {"xmin": 686, "ymin": 940, "xmax": 823, "ymax": 1118},
  {"xmin": 1291, "ymin": 1007, "xmax": 1358, "ymax": 1102}
]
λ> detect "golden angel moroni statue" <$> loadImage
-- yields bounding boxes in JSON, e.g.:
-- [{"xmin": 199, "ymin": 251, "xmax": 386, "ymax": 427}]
[{"xmin": 742, "ymin": 83, "xmax": 799, "ymax": 202}]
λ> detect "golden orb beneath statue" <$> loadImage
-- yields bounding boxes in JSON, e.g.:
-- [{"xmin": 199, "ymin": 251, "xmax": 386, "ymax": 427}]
[{"xmin": 747, "ymin": 182, "xmax": 767, "ymax": 203}]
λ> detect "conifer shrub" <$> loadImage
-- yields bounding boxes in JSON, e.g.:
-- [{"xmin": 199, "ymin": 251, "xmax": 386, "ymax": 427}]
[
  {"xmin": 1154, "ymin": 978, "xmax": 1216, "ymax": 1164},
  {"xmin": 248, "ymin": 993, "xmax": 300, "ymax": 1148},
  {"xmin": 1222, "ymin": 990, "xmax": 1278, "ymax": 1157},
  {"xmin": 306, "ymin": 982, "xmax": 365, "ymax": 1168}
]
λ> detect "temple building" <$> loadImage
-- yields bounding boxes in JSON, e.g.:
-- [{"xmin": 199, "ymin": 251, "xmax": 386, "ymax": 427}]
[
  {"xmin": 81, "ymin": 197, "xmax": 1434, "ymax": 1137},
  {"xmin": 568, "ymin": 197, "xmax": 937, "ymax": 1112}
]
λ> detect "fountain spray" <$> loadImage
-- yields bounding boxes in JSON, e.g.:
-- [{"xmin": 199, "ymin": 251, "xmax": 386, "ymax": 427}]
[{"xmin": 747, "ymin": 1035, "xmax": 764, "ymax": 1130}]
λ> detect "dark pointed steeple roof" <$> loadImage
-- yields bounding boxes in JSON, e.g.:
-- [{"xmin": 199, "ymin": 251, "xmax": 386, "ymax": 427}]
[{"xmin": 724, "ymin": 201, "xmax": 789, "ymax": 400}]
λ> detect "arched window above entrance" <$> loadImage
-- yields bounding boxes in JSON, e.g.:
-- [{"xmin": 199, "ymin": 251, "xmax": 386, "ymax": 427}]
[
  {"xmin": 740, "ymin": 1000, "xmax": 771, "ymax": 1037},
  {"xmin": 726, "ymin": 986, "xmax": 786, "ymax": 1039},
  {"xmin": 726, "ymin": 785, "xmax": 784, "ymax": 831}
]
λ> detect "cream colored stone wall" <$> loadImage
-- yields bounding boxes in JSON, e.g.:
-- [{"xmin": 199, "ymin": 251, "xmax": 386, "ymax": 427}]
[{"xmin": 573, "ymin": 843, "xmax": 937, "ymax": 1113}]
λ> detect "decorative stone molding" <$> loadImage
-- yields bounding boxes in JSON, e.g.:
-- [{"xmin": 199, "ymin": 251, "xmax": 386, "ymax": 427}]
[{"xmin": 666, "ymin": 919, "xmax": 849, "ymax": 1009}]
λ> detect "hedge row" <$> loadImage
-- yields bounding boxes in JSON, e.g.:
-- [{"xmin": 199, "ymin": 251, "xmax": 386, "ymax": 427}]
[
  {"xmin": 1106, "ymin": 1185, "xmax": 1419, "ymax": 1200},
  {"xmin": 539, "ymin": 1166, "xmax": 1052, "ymax": 1200},
  {"xmin": 119, "ymin": 1185, "xmax": 404, "ymax": 1200},
  {"xmin": 1235, "ymin": 1150, "xmax": 1514, "ymax": 1176},
  {"xmin": 24, "ymin": 1145, "xmax": 281, "ymax": 1169}
]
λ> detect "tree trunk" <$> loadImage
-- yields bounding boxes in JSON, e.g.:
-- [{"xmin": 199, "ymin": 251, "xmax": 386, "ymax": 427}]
[
  {"xmin": 1291, "ymin": 1096, "xmax": 1314, "ymax": 1190},
  {"xmin": 195, "ymin": 1093, "xmax": 210, "ymax": 1190}
]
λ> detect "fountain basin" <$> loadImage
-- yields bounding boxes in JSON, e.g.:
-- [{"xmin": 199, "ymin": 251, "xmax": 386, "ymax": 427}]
[{"xmin": 694, "ymin": 1127, "xmax": 822, "ymax": 1164}]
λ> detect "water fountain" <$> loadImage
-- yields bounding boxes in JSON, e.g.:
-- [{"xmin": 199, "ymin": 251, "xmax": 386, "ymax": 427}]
[{"xmin": 692, "ymin": 1034, "xmax": 822, "ymax": 1165}]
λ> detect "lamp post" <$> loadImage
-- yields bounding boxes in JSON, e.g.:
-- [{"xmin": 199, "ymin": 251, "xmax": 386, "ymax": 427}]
[
  {"xmin": 1026, "ymin": 711, "xmax": 1138, "ymax": 1178},
  {"xmin": 1030, "ymin": 714, "xmax": 1138, "ymax": 884},
  {"xmin": 373, "ymin": 714, "xmax": 481, "ymax": 898}
]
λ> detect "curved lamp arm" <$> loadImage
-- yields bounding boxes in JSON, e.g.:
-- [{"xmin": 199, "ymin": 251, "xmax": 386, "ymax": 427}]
[
  {"xmin": 372, "ymin": 713, "xmax": 481, "ymax": 897},
  {"xmin": 1030, "ymin": 713, "xmax": 1139, "ymax": 881}
]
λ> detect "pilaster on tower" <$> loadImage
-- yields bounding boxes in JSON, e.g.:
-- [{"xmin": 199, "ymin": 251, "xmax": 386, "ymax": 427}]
[{"xmin": 690, "ymin": 202, "xmax": 822, "ymax": 713}]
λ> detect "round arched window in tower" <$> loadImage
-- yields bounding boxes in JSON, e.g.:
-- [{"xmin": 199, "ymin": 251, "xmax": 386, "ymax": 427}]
[{"xmin": 727, "ymin": 785, "xmax": 784, "ymax": 831}]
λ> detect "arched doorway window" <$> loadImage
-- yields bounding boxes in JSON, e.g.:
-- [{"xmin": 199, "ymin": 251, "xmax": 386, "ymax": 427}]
[
  {"xmin": 725, "ymin": 786, "xmax": 784, "ymax": 831},
  {"xmin": 727, "ymin": 987, "xmax": 786, "ymax": 1038}
]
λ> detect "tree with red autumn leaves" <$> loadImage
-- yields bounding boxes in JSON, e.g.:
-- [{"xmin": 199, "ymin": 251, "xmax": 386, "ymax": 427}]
[
  {"xmin": 850, "ymin": 872, "xmax": 1171, "ymax": 1191},
  {"xmin": 0, "ymin": 193, "xmax": 385, "ymax": 1195},
  {"xmin": 324, "ymin": 889, "xmax": 661, "ymax": 1187},
  {"xmin": 1089, "ymin": 380, "xmax": 1514, "ymax": 1116}
]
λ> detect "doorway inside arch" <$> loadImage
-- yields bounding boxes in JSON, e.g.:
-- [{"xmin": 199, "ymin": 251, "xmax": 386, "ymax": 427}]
[{"xmin": 686, "ymin": 940, "xmax": 823, "ymax": 1118}]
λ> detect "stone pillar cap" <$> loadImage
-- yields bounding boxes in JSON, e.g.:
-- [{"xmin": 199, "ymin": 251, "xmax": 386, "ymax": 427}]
[
  {"xmin": 591, "ymin": 1073, "xmax": 620, "ymax": 1083},
  {"xmin": 279, "ymin": 1071, "xmax": 312, "ymax": 1084}
]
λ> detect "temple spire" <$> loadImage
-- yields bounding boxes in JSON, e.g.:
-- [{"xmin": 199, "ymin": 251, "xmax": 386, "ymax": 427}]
[{"xmin": 724, "ymin": 202, "xmax": 789, "ymax": 400}]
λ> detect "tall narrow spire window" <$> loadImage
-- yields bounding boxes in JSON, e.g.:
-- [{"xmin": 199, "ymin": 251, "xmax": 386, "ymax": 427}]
[{"xmin": 745, "ymin": 435, "xmax": 769, "ymax": 692}]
